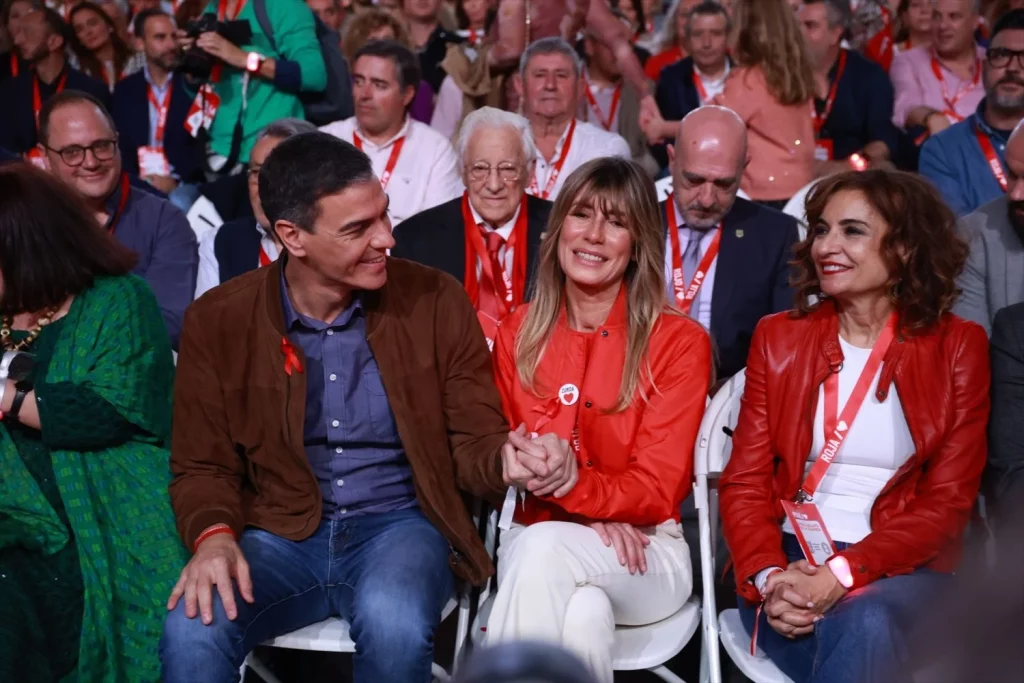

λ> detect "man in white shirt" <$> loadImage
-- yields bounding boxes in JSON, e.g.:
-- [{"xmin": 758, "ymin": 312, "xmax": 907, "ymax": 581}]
[
  {"xmin": 516, "ymin": 37, "xmax": 630, "ymax": 201},
  {"xmin": 662, "ymin": 106, "xmax": 799, "ymax": 378},
  {"xmin": 393, "ymin": 107, "xmax": 552, "ymax": 349},
  {"xmin": 195, "ymin": 119, "xmax": 317, "ymax": 299},
  {"xmin": 320, "ymin": 40, "xmax": 463, "ymax": 225}
]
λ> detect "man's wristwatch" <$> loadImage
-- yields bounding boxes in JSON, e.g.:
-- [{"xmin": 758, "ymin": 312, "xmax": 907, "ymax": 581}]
[{"xmin": 246, "ymin": 52, "xmax": 266, "ymax": 74}]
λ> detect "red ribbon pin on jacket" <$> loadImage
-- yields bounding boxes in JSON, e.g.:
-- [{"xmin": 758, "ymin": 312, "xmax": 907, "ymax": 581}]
[{"xmin": 281, "ymin": 337, "xmax": 304, "ymax": 376}]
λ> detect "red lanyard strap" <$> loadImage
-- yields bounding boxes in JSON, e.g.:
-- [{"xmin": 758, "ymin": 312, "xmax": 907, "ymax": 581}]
[
  {"xmin": 353, "ymin": 132, "xmax": 405, "ymax": 190},
  {"xmin": 461, "ymin": 192, "xmax": 529, "ymax": 315},
  {"xmin": 146, "ymin": 82, "xmax": 172, "ymax": 146},
  {"xmin": 930, "ymin": 53, "xmax": 980, "ymax": 120},
  {"xmin": 692, "ymin": 70, "xmax": 708, "ymax": 103},
  {"xmin": 529, "ymin": 119, "xmax": 576, "ymax": 200},
  {"xmin": 33, "ymin": 72, "xmax": 68, "ymax": 129},
  {"xmin": 665, "ymin": 195, "xmax": 721, "ymax": 315},
  {"xmin": 800, "ymin": 313, "xmax": 898, "ymax": 500},
  {"xmin": 582, "ymin": 77, "xmax": 621, "ymax": 131},
  {"xmin": 107, "ymin": 173, "xmax": 132, "ymax": 235},
  {"xmin": 813, "ymin": 49, "xmax": 847, "ymax": 135},
  {"xmin": 975, "ymin": 128, "xmax": 1008, "ymax": 192}
]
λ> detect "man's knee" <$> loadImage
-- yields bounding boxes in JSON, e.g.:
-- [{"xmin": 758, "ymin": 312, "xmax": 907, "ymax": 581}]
[
  {"xmin": 160, "ymin": 600, "xmax": 244, "ymax": 682},
  {"xmin": 350, "ymin": 585, "xmax": 441, "ymax": 654}
]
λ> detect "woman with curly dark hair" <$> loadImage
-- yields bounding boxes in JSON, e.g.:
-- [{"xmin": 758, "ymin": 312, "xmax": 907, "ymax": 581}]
[
  {"xmin": 719, "ymin": 169, "xmax": 990, "ymax": 683},
  {"xmin": 68, "ymin": 1, "xmax": 142, "ymax": 91}
]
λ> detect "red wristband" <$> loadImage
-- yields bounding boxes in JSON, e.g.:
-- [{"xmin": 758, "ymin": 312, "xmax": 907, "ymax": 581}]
[{"xmin": 193, "ymin": 524, "xmax": 235, "ymax": 552}]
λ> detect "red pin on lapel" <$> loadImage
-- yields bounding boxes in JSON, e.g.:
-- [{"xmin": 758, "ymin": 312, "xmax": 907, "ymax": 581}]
[{"xmin": 281, "ymin": 337, "xmax": 304, "ymax": 376}]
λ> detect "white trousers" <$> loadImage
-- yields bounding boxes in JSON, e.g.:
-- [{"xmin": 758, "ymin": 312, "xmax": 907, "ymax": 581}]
[{"xmin": 484, "ymin": 520, "xmax": 693, "ymax": 683}]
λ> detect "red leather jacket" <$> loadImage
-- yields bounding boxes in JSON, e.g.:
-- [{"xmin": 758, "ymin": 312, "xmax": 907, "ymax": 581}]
[
  {"xmin": 493, "ymin": 286, "xmax": 712, "ymax": 527},
  {"xmin": 721, "ymin": 302, "xmax": 990, "ymax": 603}
]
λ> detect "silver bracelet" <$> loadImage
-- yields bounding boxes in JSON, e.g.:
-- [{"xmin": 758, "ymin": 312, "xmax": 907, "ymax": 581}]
[
  {"xmin": 0, "ymin": 378, "xmax": 8, "ymax": 415},
  {"xmin": 0, "ymin": 351, "xmax": 14, "ymax": 379}
]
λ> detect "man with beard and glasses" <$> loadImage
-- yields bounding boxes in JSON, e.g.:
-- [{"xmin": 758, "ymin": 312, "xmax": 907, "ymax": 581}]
[
  {"xmin": 112, "ymin": 8, "xmax": 204, "ymax": 210},
  {"xmin": 921, "ymin": 10, "xmax": 1024, "ymax": 216},
  {"xmin": 954, "ymin": 120, "xmax": 1024, "ymax": 334},
  {"xmin": 661, "ymin": 105, "xmax": 800, "ymax": 380}
]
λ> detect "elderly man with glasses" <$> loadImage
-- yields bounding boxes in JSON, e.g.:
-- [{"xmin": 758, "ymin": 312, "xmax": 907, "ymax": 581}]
[
  {"xmin": 37, "ymin": 90, "xmax": 198, "ymax": 348},
  {"xmin": 919, "ymin": 9, "xmax": 1024, "ymax": 216},
  {"xmin": 392, "ymin": 107, "xmax": 552, "ymax": 351}
]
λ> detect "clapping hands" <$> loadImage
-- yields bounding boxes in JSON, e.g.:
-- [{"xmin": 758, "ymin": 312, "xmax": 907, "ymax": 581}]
[{"xmin": 500, "ymin": 423, "xmax": 579, "ymax": 498}]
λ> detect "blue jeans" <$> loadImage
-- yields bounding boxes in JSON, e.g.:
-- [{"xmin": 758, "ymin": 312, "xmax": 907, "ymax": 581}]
[
  {"xmin": 739, "ymin": 535, "xmax": 949, "ymax": 683},
  {"xmin": 159, "ymin": 508, "xmax": 454, "ymax": 683}
]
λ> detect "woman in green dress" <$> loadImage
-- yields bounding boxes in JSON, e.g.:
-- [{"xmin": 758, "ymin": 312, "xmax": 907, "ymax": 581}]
[{"xmin": 0, "ymin": 164, "xmax": 187, "ymax": 681}]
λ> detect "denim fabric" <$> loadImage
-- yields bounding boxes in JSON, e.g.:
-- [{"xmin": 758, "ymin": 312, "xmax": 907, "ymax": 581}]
[
  {"xmin": 159, "ymin": 509, "xmax": 454, "ymax": 683},
  {"xmin": 739, "ymin": 534, "xmax": 949, "ymax": 683}
]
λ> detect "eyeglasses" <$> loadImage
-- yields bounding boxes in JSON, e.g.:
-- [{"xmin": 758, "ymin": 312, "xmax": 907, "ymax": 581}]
[
  {"xmin": 987, "ymin": 47, "xmax": 1024, "ymax": 69},
  {"xmin": 467, "ymin": 163, "xmax": 522, "ymax": 182},
  {"xmin": 45, "ymin": 138, "xmax": 118, "ymax": 167}
]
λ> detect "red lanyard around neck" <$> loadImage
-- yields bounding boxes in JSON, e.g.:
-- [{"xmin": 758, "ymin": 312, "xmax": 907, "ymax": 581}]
[
  {"xmin": 146, "ymin": 82, "xmax": 172, "ymax": 145},
  {"xmin": 800, "ymin": 314, "xmax": 898, "ymax": 500},
  {"xmin": 665, "ymin": 195, "xmax": 721, "ymax": 315},
  {"xmin": 814, "ymin": 49, "xmax": 847, "ymax": 135},
  {"xmin": 582, "ymin": 76, "xmax": 621, "ymax": 131},
  {"xmin": 107, "ymin": 173, "xmax": 132, "ymax": 235},
  {"xmin": 461, "ymin": 191, "xmax": 529, "ymax": 316},
  {"xmin": 930, "ymin": 52, "xmax": 981, "ymax": 121},
  {"xmin": 975, "ymin": 128, "xmax": 1008, "ymax": 192},
  {"xmin": 33, "ymin": 72, "xmax": 68, "ymax": 129},
  {"xmin": 353, "ymin": 132, "xmax": 406, "ymax": 190},
  {"xmin": 529, "ymin": 119, "xmax": 576, "ymax": 200}
]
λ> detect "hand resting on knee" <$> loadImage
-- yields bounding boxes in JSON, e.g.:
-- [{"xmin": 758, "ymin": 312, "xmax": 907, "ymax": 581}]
[{"xmin": 167, "ymin": 528, "xmax": 254, "ymax": 625}]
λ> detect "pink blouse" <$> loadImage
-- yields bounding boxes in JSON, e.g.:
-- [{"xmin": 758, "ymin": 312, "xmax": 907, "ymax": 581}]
[{"xmin": 714, "ymin": 65, "xmax": 815, "ymax": 202}]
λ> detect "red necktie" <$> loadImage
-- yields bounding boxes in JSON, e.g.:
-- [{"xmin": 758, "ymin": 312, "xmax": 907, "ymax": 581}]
[{"xmin": 477, "ymin": 229, "xmax": 507, "ymax": 324}]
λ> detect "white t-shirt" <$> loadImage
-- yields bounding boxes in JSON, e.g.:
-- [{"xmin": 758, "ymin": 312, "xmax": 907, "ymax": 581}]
[{"xmin": 782, "ymin": 335, "xmax": 915, "ymax": 544}]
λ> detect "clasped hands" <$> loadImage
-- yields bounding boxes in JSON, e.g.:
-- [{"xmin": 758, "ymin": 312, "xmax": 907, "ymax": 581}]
[
  {"xmin": 501, "ymin": 423, "xmax": 578, "ymax": 498},
  {"xmin": 762, "ymin": 560, "xmax": 848, "ymax": 638}
]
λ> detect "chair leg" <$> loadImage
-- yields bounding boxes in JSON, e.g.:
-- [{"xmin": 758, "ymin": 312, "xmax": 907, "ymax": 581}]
[
  {"xmin": 245, "ymin": 652, "xmax": 286, "ymax": 683},
  {"xmin": 648, "ymin": 664, "xmax": 688, "ymax": 683},
  {"xmin": 431, "ymin": 661, "xmax": 451, "ymax": 681}
]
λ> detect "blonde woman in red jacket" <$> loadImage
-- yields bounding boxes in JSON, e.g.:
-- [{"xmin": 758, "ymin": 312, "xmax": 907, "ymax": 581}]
[
  {"xmin": 720, "ymin": 170, "xmax": 989, "ymax": 683},
  {"xmin": 484, "ymin": 157, "xmax": 712, "ymax": 683}
]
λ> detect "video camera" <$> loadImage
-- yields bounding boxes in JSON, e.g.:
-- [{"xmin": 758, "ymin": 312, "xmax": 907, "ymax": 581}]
[{"xmin": 179, "ymin": 13, "xmax": 253, "ymax": 81}]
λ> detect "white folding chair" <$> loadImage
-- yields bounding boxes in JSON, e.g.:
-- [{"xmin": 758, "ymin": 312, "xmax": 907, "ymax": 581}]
[
  {"xmin": 239, "ymin": 501, "xmax": 490, "ymax": 683},
  {"xmin": 693, "ymin": 370, "xmax": 794, "ymax": 683},
  {"xmin": 781, "ymin": 180, "xmax": 820, "ymax": 241}
]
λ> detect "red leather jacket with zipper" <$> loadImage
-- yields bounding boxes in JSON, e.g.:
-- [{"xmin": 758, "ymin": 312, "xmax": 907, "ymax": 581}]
[{"xmin": 720, "ymin": 302, "xmax": 990, "ymax": 603}]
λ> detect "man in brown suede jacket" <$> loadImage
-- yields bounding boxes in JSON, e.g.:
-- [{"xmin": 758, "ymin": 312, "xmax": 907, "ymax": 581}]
[{"xmin": 158, "ymin": 132, "xmax": 574, "ymax": 683}]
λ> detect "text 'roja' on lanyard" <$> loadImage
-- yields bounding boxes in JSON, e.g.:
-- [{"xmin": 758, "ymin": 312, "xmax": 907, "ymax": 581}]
[
  {"xmin": 353, "ymin": 132, "xmax": 405, "ymax": 190},
  {"xmin": 665, "ymin": 194, "xmax": 721, "ymax": 316},
  {"xmin": 975, "ymin": 128, "xmax": 1008, "ymax": 192}
]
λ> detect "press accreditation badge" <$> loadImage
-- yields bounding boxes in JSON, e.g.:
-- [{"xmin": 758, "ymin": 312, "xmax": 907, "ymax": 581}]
[
  {"xmin": 138, "ymin": 145, "xmax": 171, "ymax": 177},
  {"xmin": 184, "ymin": 84, "xmax": 220, "ymax": 137},
  {"xmin": 814, "ymin": 139, "xmax": 834, "ymax": 162},
  {"xmin": 780, "ymin": 500, "xmax": 837, "ymax": 567}
]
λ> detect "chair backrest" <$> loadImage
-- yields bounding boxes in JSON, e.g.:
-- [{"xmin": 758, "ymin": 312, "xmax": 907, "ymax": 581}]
[
  {"xmin": 695, "ymin": 369, "xmax": 746, "ymax": 478},
  {"xmin": 781, "ymin": 180, "xmax": 819, "ymax": 241}
]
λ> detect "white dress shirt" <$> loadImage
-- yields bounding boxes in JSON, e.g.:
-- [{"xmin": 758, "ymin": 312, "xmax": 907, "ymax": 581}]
[
  {"xmin": 469, "ymin": 198, "xmax": 522, "ymax": 277},
  {"xmin": 194, "ymin": 222, "xmax": 280, "ymax": 299},
  {"xmin": 527, "ymin": 119, "xmax": 630, "ymax": 200},
  {"xmin": 694, "ymin": 62, "xmax": 730, "ymax": 104},
  {"xmin": 319, "ymin": 116, "xmax": 465, "ymax": 226},
  {"xmin": 663, "ymin": 196, "xmax": 718, "ymax": 330}
]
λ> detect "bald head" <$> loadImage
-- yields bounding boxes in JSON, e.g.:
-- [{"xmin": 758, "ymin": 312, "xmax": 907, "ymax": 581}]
[{"xmin": 670, "ymin": 106, "xmax": 748, "ymax": 229}]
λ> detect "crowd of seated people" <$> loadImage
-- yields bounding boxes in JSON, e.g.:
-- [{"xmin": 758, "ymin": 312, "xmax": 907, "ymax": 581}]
[{"xmin": 2, "ymin": 0, "xmax": 1024, "ymax": 681}]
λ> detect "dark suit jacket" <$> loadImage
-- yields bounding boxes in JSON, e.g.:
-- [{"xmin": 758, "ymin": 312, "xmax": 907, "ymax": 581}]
[
  {"xmin": 987, "ymin": 302, "xmax": 1024, "ymax": 517},
  {"xmin": 391, "ymin": 195, "xmax": 552, "ymax": 299},
  {"xmin": 661, "ymin": 196, "xmax": 799, "ymax": 378},
  {"xmin": 653, "ymin": 56, "xmax": 732, "ymax": 168},
  {"xmin": 112, "ymin": 71, "xmax": 204, "ymax": 184},
  {"xmin": 0, "ymin": 67, "xmax": 109, "ymax": 154}
]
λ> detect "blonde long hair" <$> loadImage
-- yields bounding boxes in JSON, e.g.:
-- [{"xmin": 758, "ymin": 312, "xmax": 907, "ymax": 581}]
[
  {"xmin": 731, "ymin": 0, "xmax": 816, "ymax": 105},
  {"xmin": 515, "ymin": 158, "xmax": 677, "ymax": 412}
]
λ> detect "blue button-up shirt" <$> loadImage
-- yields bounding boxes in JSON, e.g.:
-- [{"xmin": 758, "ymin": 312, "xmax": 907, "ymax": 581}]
[{"xmin": 280, "ymin": 271, "xmax": 417, "ymax": 518}]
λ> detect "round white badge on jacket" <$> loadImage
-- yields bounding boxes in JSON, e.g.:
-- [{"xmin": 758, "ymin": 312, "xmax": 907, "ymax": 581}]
[{"xmin": 559, "ymin": 383, "xmax": 579, "ymax": 406}]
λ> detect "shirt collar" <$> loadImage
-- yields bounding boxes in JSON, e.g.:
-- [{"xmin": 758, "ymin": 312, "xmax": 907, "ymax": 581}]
[
  {"xmin": 974, "ymin": 98, "xmax": 1012, "ymax": 140},
  {"xmin": 103, "ymin": 174, "xmax": 129, "ymax": 224},
  {"xmin": 143, "ymin": 63, "xmax": 172, "ymax": 91},
  {"xmin": 279, "ymin": 265, "xmax": 364, "ymax": 331},
  {"xmin": 355, "ymin": 116, "xmax": 411, "ymax": 150},
  {"xmin": 468, "ymin": 195, "xmax": 523, "ymax": 237},
  {"xmin": 694, "ymin": 61, "xmax": 730, "ymax": 84}
]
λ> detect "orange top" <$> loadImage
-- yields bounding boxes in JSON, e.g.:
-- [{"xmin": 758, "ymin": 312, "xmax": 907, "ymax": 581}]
[
  {"xmin": 713, "ymin": 65, "xmax": 816, "ymax": 202},
  {"xmin": 492, "ymin": 285, "xmax": 712, "ymax": 527}
]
